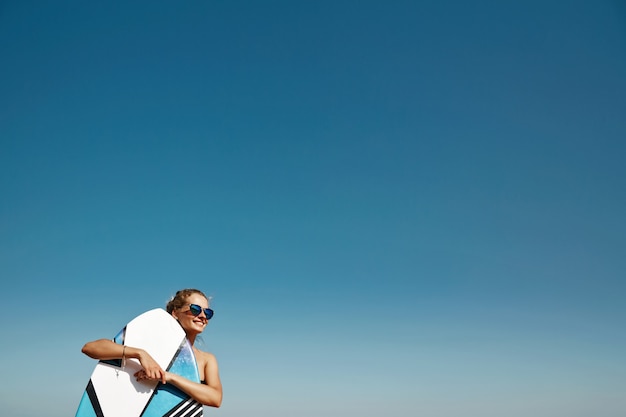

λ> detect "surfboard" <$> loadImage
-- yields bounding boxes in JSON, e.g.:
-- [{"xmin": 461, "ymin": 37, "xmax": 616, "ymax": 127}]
[{"xmin": 75, "ymin": 308, "xmax": 203, "ymax": 417}]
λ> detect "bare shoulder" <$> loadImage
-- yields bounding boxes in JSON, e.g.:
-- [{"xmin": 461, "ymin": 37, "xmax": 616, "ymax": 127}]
[
  {"xmin": 194, "ymin": 348, "xmax": 221, "ymax": 386},
  {"xmin": 194, "ymin": 348, "xmax": 219, "ymax": 366}
]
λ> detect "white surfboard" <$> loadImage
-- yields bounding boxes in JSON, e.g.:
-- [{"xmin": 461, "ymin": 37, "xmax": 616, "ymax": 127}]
[{"xmin": 75, "ymin": 308, "xmax": 203, "ymax": 417}]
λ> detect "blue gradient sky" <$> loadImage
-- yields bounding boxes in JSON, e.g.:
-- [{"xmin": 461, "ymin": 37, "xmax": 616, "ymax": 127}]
[{"xmin": 1, "ymin": 1, "xmax": 625, "ymax": 416}]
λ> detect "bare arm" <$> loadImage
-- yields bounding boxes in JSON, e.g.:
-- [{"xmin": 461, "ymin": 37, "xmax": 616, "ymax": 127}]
[
  {"xmin": 135, "ymin": 350, "xmax": 223, "ymax": 407},
  {"xmin": 81, "ymin": 339, "xmax": 167, "ymax": 383}
]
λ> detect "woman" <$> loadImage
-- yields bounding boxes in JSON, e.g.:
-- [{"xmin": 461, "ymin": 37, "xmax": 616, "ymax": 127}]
[{"xmin": 81, "ymin": 288, "xmax": 223, "ymax": 408}]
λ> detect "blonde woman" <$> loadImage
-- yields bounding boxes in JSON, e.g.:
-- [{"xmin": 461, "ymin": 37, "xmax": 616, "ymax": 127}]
[{"xmin": 81, "ymin": 288, "xmax": 222, "ymax": 408}]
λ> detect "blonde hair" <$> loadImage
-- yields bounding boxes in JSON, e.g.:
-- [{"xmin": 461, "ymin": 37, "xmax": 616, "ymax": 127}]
[{"xmin": 166, "ymin": 288, "xmax": 209, "ymax": 313}]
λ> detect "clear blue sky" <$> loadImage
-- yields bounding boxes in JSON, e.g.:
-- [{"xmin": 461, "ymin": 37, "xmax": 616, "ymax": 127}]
[{"xmin": 1, "ymin": 1, "xmax": 625, "ymax": 416}]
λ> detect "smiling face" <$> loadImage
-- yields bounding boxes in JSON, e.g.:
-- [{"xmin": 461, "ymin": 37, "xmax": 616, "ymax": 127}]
[
  {"xmin": 167, "ymin": 289, "xmax": 212, "ymax": 336},
  {"xmin": 174, "ymin": 292, "xmax": 210, "ymax": 334}
]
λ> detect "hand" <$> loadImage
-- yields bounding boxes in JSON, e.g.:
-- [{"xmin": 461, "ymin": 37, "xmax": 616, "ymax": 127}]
[
  {"xmin": 134, "ymin": 351, "xmax": 167, "ymax": 384},
  {"xmin": 134, "ymin": 369, "xmax": 168, "ymax": 384}
]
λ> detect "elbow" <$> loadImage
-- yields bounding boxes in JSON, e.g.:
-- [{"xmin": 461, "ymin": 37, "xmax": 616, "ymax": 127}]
[
  {"xmin": 81, "ymin": 344, "xmax": 91, "ymax": 357},
  {"xmin": 81, "ymin": 341, "xmax": 99, "ymax": 359},
  {"xmin": 205, "ymin": 394, "xmax": 222, "ymax": 408}
]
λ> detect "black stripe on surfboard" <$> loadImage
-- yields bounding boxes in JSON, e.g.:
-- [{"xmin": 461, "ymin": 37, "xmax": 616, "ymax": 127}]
[
  {"xmin": 165, "ymin": 339, "xmax": 186, "ymax": 372},
  {"xmin": 86, "ymin": 379, "xmax": 105, "ymax": 417},
  {"xmin": 163, "ymin": 397, "xmax": 203, "ymax": 417}
]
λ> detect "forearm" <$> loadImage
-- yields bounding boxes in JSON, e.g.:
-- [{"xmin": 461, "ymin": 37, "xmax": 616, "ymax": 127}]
[
  {"xmin": 81, "ymin": 339, "xmax": 143, "ymax": 362},
  {"xmin": 166, "ymin": 373, "xmax": 223, "ymax": 408}
]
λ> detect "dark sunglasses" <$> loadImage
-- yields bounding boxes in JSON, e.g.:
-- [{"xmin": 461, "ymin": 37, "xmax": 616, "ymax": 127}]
[{"xmin": 186, "ymin": 304, "xmax": 214, "ymax": 320}]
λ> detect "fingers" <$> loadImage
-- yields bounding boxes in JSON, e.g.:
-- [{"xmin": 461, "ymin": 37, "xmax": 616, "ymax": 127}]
[{"xmin": 134, "ymin": 368, "xmax": 167, "ymax": 383}]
